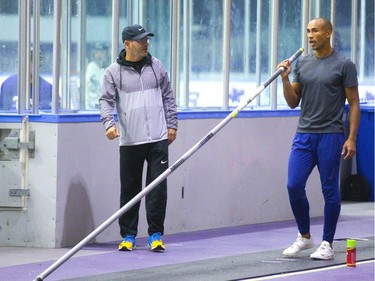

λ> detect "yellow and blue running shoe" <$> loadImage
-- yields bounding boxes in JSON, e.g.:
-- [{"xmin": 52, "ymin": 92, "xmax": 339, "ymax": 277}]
[
  {"xmin": 148, "ymin": 232, "xmax": 165, "ymax": 252},
  {"xmin": 118, "ymin": 235, "xmax": 136, "ymax": 251}
]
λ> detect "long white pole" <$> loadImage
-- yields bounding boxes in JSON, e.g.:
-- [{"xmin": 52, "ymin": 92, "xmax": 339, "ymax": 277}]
[{"xmin": 34, "ymin": 48, "xmax": 304, "ymax": 281}]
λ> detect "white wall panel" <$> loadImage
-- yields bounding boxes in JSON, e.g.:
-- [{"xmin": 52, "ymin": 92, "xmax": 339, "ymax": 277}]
[{"xmin": 0, "ymin": 115, "xmax": 324, "ymax": 248}]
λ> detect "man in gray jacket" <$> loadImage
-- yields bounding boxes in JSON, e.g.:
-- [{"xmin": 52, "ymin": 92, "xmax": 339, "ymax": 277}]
[{"xmin": 99, "ymin": 24, "xmax": 177, "ymax": 252}]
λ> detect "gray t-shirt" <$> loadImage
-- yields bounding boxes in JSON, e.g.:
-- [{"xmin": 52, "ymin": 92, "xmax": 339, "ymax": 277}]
[{"xmin": 293, "ymin": 50, "xmax": 358, "ymax": 133}]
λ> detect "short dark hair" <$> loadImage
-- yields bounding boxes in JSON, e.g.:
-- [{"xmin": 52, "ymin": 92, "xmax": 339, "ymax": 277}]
[{"xmin": 314, "ymin": 17, "xmax": 333, "ymax": 31}]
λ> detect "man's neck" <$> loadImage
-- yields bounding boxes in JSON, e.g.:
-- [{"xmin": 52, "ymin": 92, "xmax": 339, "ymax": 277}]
[
  {"xmin": 314, "ymin": 46, "xmax": 333, "ymax": 58},
  {"xmin": 125, "ymin": 53, "xmax": 143, "ymax": 62}
]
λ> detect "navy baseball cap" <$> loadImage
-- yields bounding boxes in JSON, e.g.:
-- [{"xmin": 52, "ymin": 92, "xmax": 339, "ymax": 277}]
[{"xmin": 122, "ymin": 24, "xmax": 154, "ymax": 42}]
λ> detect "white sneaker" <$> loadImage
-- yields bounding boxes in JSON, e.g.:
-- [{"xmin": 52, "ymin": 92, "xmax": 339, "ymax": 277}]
[
  {"xmin": 310, "ymin": 241, "xmax": 334, "ymax": 260},
  {"xmin": 283, "ymin": 233, "xmax": 315, "ymax": 257}
]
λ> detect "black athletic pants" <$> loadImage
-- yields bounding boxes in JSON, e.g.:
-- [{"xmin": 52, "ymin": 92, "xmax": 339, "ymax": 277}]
[{"xmin": 119, "ymin": 140, "xmax": 168, "ymax": 238}]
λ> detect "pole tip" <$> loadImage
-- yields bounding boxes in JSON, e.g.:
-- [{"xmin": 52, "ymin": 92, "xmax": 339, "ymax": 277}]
[{"xmin": 300, "ymin": 47, "xmax": 304, "ymax": 53}]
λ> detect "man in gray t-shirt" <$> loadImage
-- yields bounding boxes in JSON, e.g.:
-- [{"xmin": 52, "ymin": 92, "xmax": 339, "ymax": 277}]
[
  {"xmin": 277, "ymin": 18, "xmax": 360, "ymax": 260},
  {"xmin": 293, "ymin": 50, "xmax": 358, "ymax": 133}
]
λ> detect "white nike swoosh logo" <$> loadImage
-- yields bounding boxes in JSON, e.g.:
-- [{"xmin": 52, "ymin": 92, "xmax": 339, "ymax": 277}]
[
  {"xmin": 161, "ymin": 160, "xmax": 168, "ymax": 164},
  {"xmin": 138, "ymin": 28, "xmax": 143, "ymax": 31}
]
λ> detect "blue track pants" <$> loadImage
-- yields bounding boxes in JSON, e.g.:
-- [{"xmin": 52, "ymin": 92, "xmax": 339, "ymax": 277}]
[{"xmin": 287, "ymin": 132, "xmax": 344, "ymax": 243}]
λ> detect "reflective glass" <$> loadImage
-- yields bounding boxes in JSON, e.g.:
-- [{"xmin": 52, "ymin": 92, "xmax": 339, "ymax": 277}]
[
  {"xmin": 276, "ymin": 0, "xmax": 302, "ymax": 107},
  {"xmin": 118, "ymin": 1, "xmax": 128, "ymax": 53},
  {"xmin": 358, "ymin": 0, "xmax": 374, "ymax": 102},
  {"xmin": 179, "ymin": 0, "xmax": 224, "ymax": 109},
  {"xmin": 0, "ymin": 0, "xmax": 19, "ymax": 112},
  {"xmin": 39, "ymin": 1, "xmax": 54, "ymax": 112},
  {"xmin": 258, "ymin": 0, "xmax": 271, "ymax": 107},
  {"xmin": 229, "ymin": 0, "xmax": 258, "ymax": 108},
  {"xmin": 143, "ymin": 1, "xmax": 172, "ymax": 73},
  {"xmin": 0, "ymin": 0, "xmax": 54, "ymax": 113},
  {"xmin": 83, "ymin": 0, "xmax": 113, "ymax": 110},
  {"xmin": 335, "ymin": 0, "xmax": 352, "ymax": 59},
  {"xmin": 1, "ymin": 0, "xmax": 374, "ymax": 114}
]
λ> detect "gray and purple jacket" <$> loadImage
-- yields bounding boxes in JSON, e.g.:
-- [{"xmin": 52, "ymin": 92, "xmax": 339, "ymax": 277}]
[{"xmin": 99, "ymin": 50, "xmax": 177, "ymax": 146}]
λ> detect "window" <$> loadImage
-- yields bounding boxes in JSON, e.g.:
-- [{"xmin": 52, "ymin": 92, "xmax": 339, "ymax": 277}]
[
  {"xmin": 277, "ymin": 0, "xmax": 302, "ymax": 107},
  {"xmin": 0, "ymin": 0, "xmax": 54, "ymax": 113},
  {"xmin": 0, "ymin": 0, "xmax": 373, "ymax": 115}
]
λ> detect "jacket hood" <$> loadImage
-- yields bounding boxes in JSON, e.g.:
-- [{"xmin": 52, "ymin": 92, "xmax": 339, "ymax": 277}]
[{"xmin": 116, "ymin": 49, "xmax": 152, "ymax": 66}]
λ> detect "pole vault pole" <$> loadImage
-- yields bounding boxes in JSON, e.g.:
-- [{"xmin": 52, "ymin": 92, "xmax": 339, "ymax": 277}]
[{"xmin": 34, "ymin": 48, "xmax": 303, "ymax": 281}]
